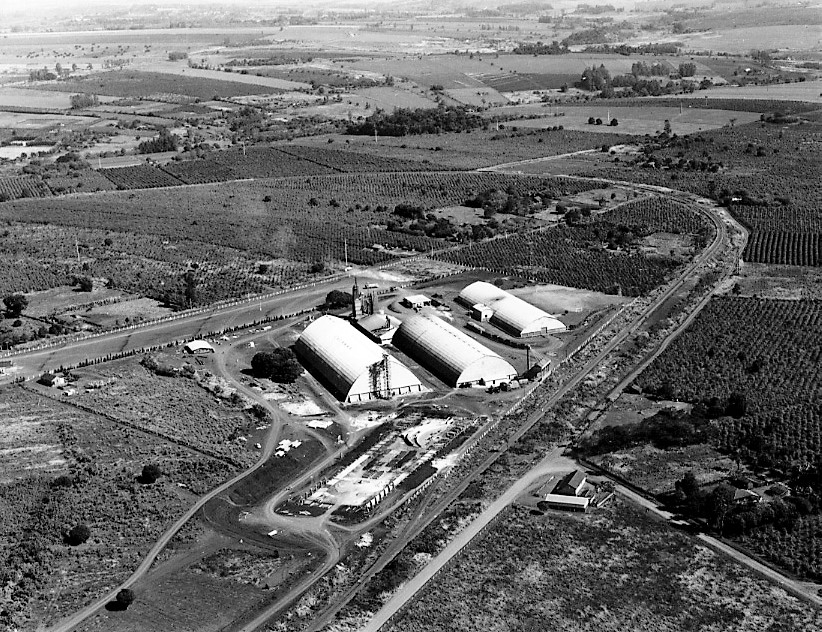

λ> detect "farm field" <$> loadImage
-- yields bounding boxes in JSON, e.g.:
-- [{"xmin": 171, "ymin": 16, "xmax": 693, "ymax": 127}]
[
  {"xmin": 679, "ymin": 25, "xmax": 822, "ymax": 54},
  {"xmin": 636, "ymin": 296, "xmax": 822, "ymax": 469},
  {"xmin": 30, "ymin": 69, "xmax": 283, "ymax": 100},
  {"xmin": 0, "ymin": 386, "xmax": 235, "ymax": 631},
  {"xmin": 0, "ymin": 87, "xmax": 115, "ymax": 111},
  {"xmin": 385, "ymin": 501, "xmax": 821, "ymax": 632},
  {"xmin": 676, "ymin": 80, "xmax": 822, "ymax": 103},
  {"xmin": 508, "ymin": 106, "xmax": 762, "ymax": 136},
  {"xmin": 73, "ymin": 355, "xmax": 261, "ymax": 468},
  {"xmin": 0, "ymin": 172, "xmax": 604, "ymax": 272},
  {"xmin": 435, "ymin": 196, "xmax": 705, "ymax": 297},
  {"xmin": 0, "ymin": 111, "xmax": 92, "ymax": 130},
  {"xmin": 574, "ymin": 119, "xmax": 822, "ymax": 216},
  {"xmin": 592, "ymin": 443, "xmax": 737, "ymax": 495},
  {"xmin": 733, "ymin": 206, "xmax": 822, "ymax": 267},
  {"xmin": 296, "ymin": 128, "xmax": 635, "ymax": 170},
  {"xmin": 136, "ymin": 64, "xmax": 312, "ymax": 92},
  {"xmin": 733, "ymin": 263, "xmax": 822, "ymax": 301},
  {"xmin": 0, "ymin": 221, "xmax": 306, "ymax": 312}
]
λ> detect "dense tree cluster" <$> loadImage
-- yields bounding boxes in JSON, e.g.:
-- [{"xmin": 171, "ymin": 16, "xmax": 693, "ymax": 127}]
[
  {"xmin": 250, "ymin": 348, "xmax": 303, "ymax": 383},
  {"xmin": 137, "ymin": 128, "xmax": 179, "ymax": 154},
  {"xmin": 511, "ymin": 40, "xmax": 568, "ymax": 55},
  {"xmin": 69, "ymin": 93, "xmax": 99, "ymax": 109},
  {"xmin": 346, "ymin": 106, "xmax": 485, "ymax": 137},
  {"xmin": 3, "ymin": 294, "xmax": 28, "ymax": 318}
]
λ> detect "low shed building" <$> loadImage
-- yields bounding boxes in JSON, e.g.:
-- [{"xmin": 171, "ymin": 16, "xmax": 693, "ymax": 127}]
[{"xmin": 184, "ymin": 340, "xmax": 215, "ymax": 354}]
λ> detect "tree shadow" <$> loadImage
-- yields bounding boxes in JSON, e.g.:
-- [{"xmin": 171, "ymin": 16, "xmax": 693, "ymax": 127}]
[{"xmin": 104, "ymin": 601, "xmax": 128, "ymax": 612}]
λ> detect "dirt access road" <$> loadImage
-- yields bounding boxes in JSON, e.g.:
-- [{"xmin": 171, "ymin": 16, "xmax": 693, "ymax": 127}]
[{"xmin": 361, "ymin": 448, "xmax": 575, "ymax": 632}]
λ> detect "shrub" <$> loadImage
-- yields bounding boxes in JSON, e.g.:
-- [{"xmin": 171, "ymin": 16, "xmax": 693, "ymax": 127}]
[
  {"xmin": 66, "ymin": 524, "xmax": 91, "ymax": 546},
  {"xmin": 115, "ymin": 588, "xmax": 136, "ymax": 608},
  {"xmin": 139, "ymin": 464, "xmax": 163, "ymax": 484}
]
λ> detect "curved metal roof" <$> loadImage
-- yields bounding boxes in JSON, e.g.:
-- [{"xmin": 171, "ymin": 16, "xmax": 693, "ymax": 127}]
[
  {"xmin": 394, "ymin": 314, "xmax": 517, "ymax": 386},
  {"xmin": 295, "ymin": 315, "xmax": 420, "ymax": 401},
  {"xmin": 459, "ymin": 281, "xmax": 565, "ymax": 337}
]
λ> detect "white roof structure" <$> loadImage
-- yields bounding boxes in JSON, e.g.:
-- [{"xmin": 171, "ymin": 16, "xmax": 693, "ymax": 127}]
[
  {"xmin": 394, "ymin": 314, "xmax": 517, "ymax": 387},
  {"xmin": 458, "ymin": 281, "xmax": 566, "ymax": 338},
  {"xmin": 183, "ymin": 340, "xmax": 215, "ymax": 353},
  {"xmin": 295, "ymin": 315, "xmax": 422, "ymax": 403}
]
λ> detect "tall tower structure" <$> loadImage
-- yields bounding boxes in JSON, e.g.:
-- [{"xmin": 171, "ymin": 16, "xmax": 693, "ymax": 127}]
[{"xmin": 351, "ymin": 278, "xmax": 363, "ymax": 319}]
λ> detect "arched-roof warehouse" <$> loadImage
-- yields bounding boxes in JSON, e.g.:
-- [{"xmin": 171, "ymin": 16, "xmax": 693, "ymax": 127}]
[
  {"xmin": 295, "ymin": 315, "xmax": 422, "ymax": 403},
  {"xmin": 394, "ymin": 314, "xmax": 517, "ymax": 387},
  {"xmin": 458, "ymin": 281, "xmax": 566, "ymax": 338}
]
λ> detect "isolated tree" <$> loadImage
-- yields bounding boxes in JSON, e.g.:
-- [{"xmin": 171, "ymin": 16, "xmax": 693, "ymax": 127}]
[
  {"xmin": 3, "ymin": 294, "xmax": 28, "ymax": 318},
  {"xmin": 706, "ymin": 484, "xmax": 736, "ymax": 533},
  {"xmin": 610, "ymin": 118, "xmax": 619, "ymax": 126},
  {"xmin": 66, "ymin": 524, "xmax": 91, "ymax": 546},
  {"xmin": 325, "ymin": 290, "xmax": 352, "ymax": 309},
  {"xmin": 139, "ymin": 464, "xmax": 162, "ymax": 484},
  {"xmin": 115, "ymin": 589, "xmax": 136, "ymax": 609},
  {"xmin": 75, "ymin": 276, "xmax": 93, "ymax": 292},
  {"xmin": 251, "ymin": 348, "xmax": 303, "ymax": 383}
]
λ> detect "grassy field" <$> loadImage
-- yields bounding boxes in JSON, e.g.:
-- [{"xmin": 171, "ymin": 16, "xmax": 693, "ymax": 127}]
[
  {"xmin": 384, "ymin": 501, "xmax": 822, "ymax": 632},
  {"xmin": 73, "ymin": 355, "xmax": 261, "ymax": 468},
  {"xmin": 678, "ymin": 80, "xmax": 822, "ymax": 103},
  {"xmin": 0, "ymin": 386, "xmax": 235, "ymax": 631},
  {"xmin": 508, "ymin": 105, "xmax": 761, "ymax": 135},
  {"xmin": 296, "ymin": 128, "xmax": 635, "ymax": 169},
  {"xmin": 31, "ymin": 69, "xmax": 282, "ymax": 100},
  {"xmin": 680, "ymin": 25, "xmax": 822, "ymax": 54}
]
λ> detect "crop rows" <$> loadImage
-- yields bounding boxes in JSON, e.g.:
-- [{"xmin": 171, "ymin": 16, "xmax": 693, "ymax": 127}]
[
  {"xmin": 99, "ymin": 165, "xmax": 185, "ymax": 190},
  {"xmin": 744, "ymin": 232, "xmax": 822, "ymax": 266},
  {"xmin": 0, "ymin": 258, "xmax": 72, "ymax": 297},
  {"xmin": 601, "ymin": 197, "xmax": 711, "ymax": 235},
  {"xmin": 437, "ymin": 223, "xmax": 678, "ymax": 296},
  {"xmin": 208, "ymin": 146, "xmax": 338, "ymax": 178},
  {"xmin": 0, "ymin": 223, "xmax": 315, "ymax": 305},
  {"xmin": 0, "ymin": 175, "xmax": 51, "ymax": 201},
  {"xmin": 637, "ymin": 296, "xmax": 822, "ymax": 469},
  {"xmin": 739, "ymin": 514, "xmax": 822, "ymax": 583},
  {"xmin": 276, "ymin": 145, "xmax": 450, "ymax": 173},
  {"xmin": 43, "ymin": 170, "xmax": 117, "ymax": 194},
  {"xmin": 714, "ymin": 402, "xmax": 822, "ymax": 468},
  {"xmin": 0, "ymin": 173, "xmax": 605, "ymax": 302},
  {"xmin": 160, "ymin": 160, "xmax": 239, "ymax": 185}
]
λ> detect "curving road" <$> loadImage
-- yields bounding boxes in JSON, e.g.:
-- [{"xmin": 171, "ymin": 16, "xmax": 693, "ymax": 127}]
[{"xmin": 29, "ymin": 168, "xmax": 748, "ymax": 632}]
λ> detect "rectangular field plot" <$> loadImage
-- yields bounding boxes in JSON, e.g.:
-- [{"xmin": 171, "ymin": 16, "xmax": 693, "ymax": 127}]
[
  {"xmin": 506, "ymin": 106, "xmax": 761, "ymax": 135},
  {"xmin": 382, "ymin": 502, "xmax": 822, "ymax": 632},
  {"xmin": 99, "ymin": 165, "xmax": 184, "ymax": 189},
  {"xmin": 32, "ymin": 70, "xmax": 284, "ymax": 100}
]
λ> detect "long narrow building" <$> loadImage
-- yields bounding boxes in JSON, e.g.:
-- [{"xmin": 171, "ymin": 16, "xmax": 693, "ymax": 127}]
[
  {"xmin": 295, "ymin": 315, "xmax": 422, "ymax": 403},
  {"xmin": 458, "ymin": 281, "xmax": 566, "ymax": 338},
  {"xmin": 394, "ymin": 314, "xmax": 517, "ymax": 388}
]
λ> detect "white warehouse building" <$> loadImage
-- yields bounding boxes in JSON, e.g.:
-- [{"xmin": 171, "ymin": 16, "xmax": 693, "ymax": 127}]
[
  {"xmin": 394, "ymin": 314, "xmax": 517, "ymax": 388},
  {"xmin": 458, "ymin": 281, "xmax": 566, "ymax": 338},
  {"xmin": 295, "ymin": 315, "xmax": 423, "ymax": 403}
]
